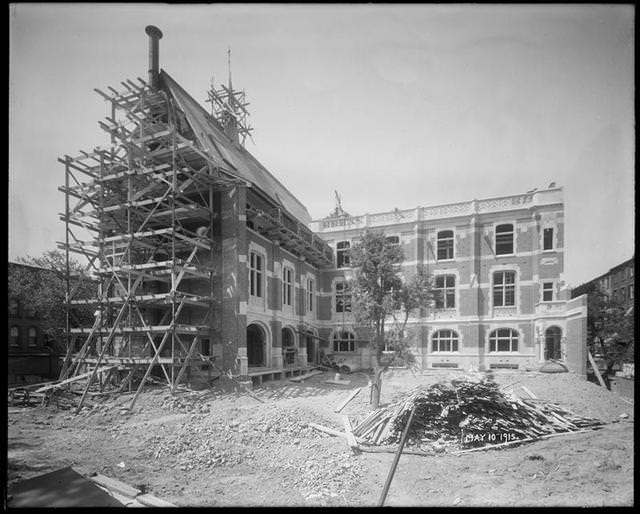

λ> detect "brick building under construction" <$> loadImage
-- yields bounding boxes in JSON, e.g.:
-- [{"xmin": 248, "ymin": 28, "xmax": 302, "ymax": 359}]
[{"xmin": 59, "ymin": 26, "xmax": 587, "ymax": 409}]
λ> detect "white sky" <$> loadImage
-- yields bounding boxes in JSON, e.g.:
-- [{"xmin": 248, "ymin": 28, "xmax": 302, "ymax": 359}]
[{"xmin": 9, "ymin": 3, "xmax": 635, "ymax": 287}]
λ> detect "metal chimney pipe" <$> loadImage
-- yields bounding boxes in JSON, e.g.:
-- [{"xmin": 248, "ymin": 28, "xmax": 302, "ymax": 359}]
[{"xmin": 145, "ymin": 25, "xmax": 163, "ymax": 89}]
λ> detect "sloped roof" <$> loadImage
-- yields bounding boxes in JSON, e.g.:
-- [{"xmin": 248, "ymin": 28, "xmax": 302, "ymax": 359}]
[{"xmin": 161, "ymin": 71, "xmax": 311, "ymax": 224}]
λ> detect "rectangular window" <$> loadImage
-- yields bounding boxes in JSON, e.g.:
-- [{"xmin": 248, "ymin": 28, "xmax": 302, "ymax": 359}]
[
  {"xmin": 489, "ymin": 328, "xmax": 519, "ymax": 352},
  {"xmin": 437, "ymin": 230, "xmax": 454, "ymax": 260},
  {"xmin": 9, "ymin": 299, "xmax": 19, "ymax": 317},
  {"xmin": 495, "ymin": 224, "xmax": 514, "ymax": 255},
  {"xmin": 307, "ymin": 278, "xmax": 314, "ymax": 312},
  {"xmin": 335, "ymin": 281, "xmax": 352, "ymax": 313},
  {"xmin": 201, "ymin": 339, "xmax": 211, "ymax": 356},
  {"xmin": 434, "ymin": 275, "xmax": 456, "ymax": 309},
  {"xmin": 385, "ymin": 235, "xmax": 400, "ymax": 247},
  {"xmin": 27, "ymin": 327, "xmax": 37, "ymax": 347},
  {"xmin": 543, "ymin": 228, "xmax": 554, "ymax": 250},
  {"xmin": 249, "ymin": 252, "xmax": 263, "ymax": 298},
  {"xmin": 336, "ymin": 241, "xmax": 351, "ymax": 268},
  {"xmin": 493, "ymin": 271, "xmax": 516, "ymax": 307},
  {"xmin": 621, "ymin": 287, "xmax": 627, "ymax": 301},
  {"xmin": 542, "ymin": 282, "xmax": 554, "ymax": 302},
  {"xmin": 10, "ymin": 326, "xmax": 20, "ymax": 347},
  {"xmin": 282, "ymin": 267, "xmax": 293, "ymax": 306},
  {"xmin": 432, "ymin": 329, "xmax": 459, "ymax": 352},
  {"xmin": 629, "ymin": 285, "xmax": 634, "ymax": 299}
]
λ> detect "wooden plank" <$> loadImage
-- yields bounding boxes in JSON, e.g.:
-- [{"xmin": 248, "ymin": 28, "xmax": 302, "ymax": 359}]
[
  {"xmin": 325, "ymin": 378, "xmax": 352, "ymax": 385},
  {"xmin": 520, "ymin": 385, "xmax": 538, "ymax": 399},
  {"xmin": 136, "ymin": 494, "xmax": 176, "ymax": 507},
  {"xmin": 342, "ymin": 415, "xmax": 360, "ymax": 453},
  {"xmin": 360, "ymin": 417, "xmax": 386, "ymax": 439},
  {"xmin": 334, "ymin": 387, "xmax": 362, "ymax": 413},
  {"xmin": 308, "ymin": 422, "xmax": 348, "ymax": 439},
  {"xmin": 359, "ymin": 446, "xmax": 433, "ymax": 457},
  {"xmin": 35, "ymin": 366, "xmax": 116, "ymax": 393},
  {"xmin": 373, "ymin": 418, "xmax": 389, "ymax": 444},
  {"xmin": 89, "ymin": 474, "xmax": 141, "ymax": 498},
  {"xmin": 376, "ymin": 415, "xmax": 396, "ymax": 444},
  {"xmin": 587, "ymin": 351, "xmax": 607, "ymax": 388},
  {"xmin": 289, "ymin": 369, "xmax": 324, "ymax": 383},
  {"xmin": 353, "ymin": 409, "xmax": 384, "ymax": 434}
]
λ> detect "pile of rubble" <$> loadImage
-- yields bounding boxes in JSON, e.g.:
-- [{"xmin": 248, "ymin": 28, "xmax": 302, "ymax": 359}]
[{"xmin": 352, "ymin": 375, "xmax": 605, "ymax": 451}]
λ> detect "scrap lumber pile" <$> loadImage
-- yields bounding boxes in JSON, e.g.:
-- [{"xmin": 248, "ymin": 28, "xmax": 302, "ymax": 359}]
[
  {"xmin": 352, "ymin": 376, "xmax": 604, "ymax": 451},
  {"xmin": 8, "ymin": 388, "xmax": 46, "ymax": 407}
]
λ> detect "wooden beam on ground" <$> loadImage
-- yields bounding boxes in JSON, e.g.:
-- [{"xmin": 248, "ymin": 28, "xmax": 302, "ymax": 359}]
[
  {"xmin": 334, "ymin": 387, "xmax": 362, "ymax": 413},
  {"xmin": 136, "ymin": 494, "xmax": 176, "ymax": 507},
  {"xmin": 289, "ymin": 369, "xmax": 324, "ymax": 383},
  {"xmin": 308, "ymin": 422, "xmax": 346, "ymax": 439},
  {"xmin": 359, "ymin": 446, "xmax": 433, "ymax": 457},
  {"xmin": 325, "ymin": 378, "xmax": 352, "ymax": 385},
  {"xmin": 89, "ymin": 474, "xmax": 141, "ymax": 498},
  {"xmin": 587, "ymin": 351, "xmax": 607, "ymax": 389},
  {"xmin": 521, "ymin": 385, "xmax": 539, "ymax": 399},
  {"xmin": 342, "ymin": 415, "xmax": 360, "ymax": 453},
  {"xmin": 35, "ymin": 366, "xmax": 117, "ymax": 393}
]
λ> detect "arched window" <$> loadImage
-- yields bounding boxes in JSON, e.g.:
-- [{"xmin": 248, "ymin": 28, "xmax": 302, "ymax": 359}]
[
  {"xmin": 432, "ymin": 329, "xmax": 459, "ymax": 352},
  {"xmin": 495, "ymin": 224, "xmax": 514, "ymax": 255},
  {"xmin": 437, "ymin": 230, "xmax": 454, "ymax": 260},
  {"xmin": 333, "ymin": 330, "xmax": 356, "ymax": 353},
  {"xmin": 489, "ymin": 328, "xmax": 519, "ymax": 352},
  {"xmin": 27, "ymin": 327, "xmax": 38, "ymax": 347},
  {"xmin": 10, "ymin": 326, "xmax": 19, "ymax": 347}
]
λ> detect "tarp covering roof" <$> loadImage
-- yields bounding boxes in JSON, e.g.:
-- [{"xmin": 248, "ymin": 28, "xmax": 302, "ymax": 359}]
[{"xmin": 161, "ymin": 71, "xmax": 311, "ymax": 224}]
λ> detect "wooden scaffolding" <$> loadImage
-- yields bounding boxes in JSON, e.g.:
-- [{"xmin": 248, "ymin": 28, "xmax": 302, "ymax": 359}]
[{"xmin": 58, "ymin": 77, "xmax": 241, "ymax": 411}]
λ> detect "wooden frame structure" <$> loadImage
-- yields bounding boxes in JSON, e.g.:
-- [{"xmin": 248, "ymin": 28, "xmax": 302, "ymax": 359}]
[{"xmin": 58, "ymin": 77, "xmax": 240, "ymax": 411}]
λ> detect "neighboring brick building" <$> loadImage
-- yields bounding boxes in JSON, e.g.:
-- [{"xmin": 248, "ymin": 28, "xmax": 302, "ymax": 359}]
[
  {"xmin": 571, "ymin": 257, "xmax": 634, "ymax": 307},
  {"xmin": 570, "ymin": 256, "xmax": 634, "ymax": 380},
  {"xmin": 8, "ymin": 262, "xmax": 61, "ymax": 384}
]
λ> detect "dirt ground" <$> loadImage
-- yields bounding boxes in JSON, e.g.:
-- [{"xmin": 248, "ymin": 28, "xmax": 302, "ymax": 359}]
[{"xmin": 6, "ymin": 369, "xmax": 634, "ymax": 507}]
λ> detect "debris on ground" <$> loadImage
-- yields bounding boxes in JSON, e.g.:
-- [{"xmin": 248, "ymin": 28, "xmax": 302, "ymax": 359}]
[{"xmin": 352, "ymin": 375, "xmax": 605, "ymax": 452}]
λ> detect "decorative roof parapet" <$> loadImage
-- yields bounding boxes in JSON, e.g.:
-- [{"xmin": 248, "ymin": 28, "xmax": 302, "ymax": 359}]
[{"xmin": 309, "ymin": 187, "xmax": 563, "ymax": 233}]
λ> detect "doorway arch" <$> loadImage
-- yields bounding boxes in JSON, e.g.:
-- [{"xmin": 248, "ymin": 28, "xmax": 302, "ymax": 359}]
[
  {"xmin": 544, "ymin": 326, "xmax": 562, "ymax": 360},
  {"xmin": 247, "ymin": 324, "xmax": 266, "ymax": 367},
  {"xmin": 282, "ymin": 327, "xmax": 296, "ymax": 366},
  {"xmin": 305, "ymin": 330, "xmax": 318, "ymax": 364}
]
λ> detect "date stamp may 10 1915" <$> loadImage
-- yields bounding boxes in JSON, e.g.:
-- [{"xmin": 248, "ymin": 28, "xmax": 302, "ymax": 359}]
[{"xmin": 462, "ymin": 432, "xmax": 521, "ymax": 445}]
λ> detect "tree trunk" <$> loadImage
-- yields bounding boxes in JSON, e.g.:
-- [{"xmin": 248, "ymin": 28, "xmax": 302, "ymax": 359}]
[{"xmin": 370, "ymin": 365, "xmax": 385, "ymax": 409}]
